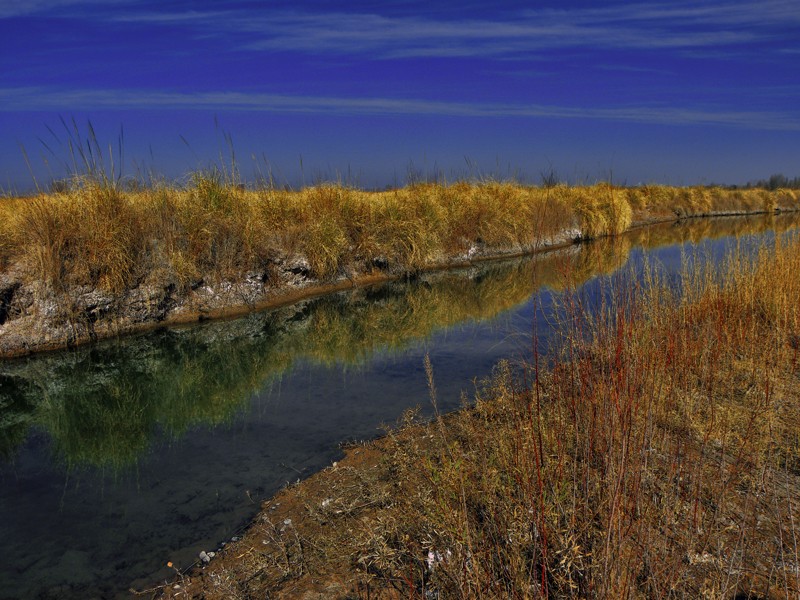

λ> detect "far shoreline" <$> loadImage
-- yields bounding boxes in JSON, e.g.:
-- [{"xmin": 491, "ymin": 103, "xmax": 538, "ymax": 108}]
[{"xmin": 1, "ymin": 180, "xmax": 798, "ymax": 359}]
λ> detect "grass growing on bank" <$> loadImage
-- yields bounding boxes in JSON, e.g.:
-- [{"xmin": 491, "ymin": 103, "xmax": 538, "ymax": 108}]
[
  {"xmin": 1, "ymin": 178, "xmax": 797, "ymax": 296},
  {"xmin": 172, "ymin": 232, "xmax": 800, "ymax": 599},
  {"xmin": 5, "ymin": 216, "xmax": 797, "ymax": 472}
]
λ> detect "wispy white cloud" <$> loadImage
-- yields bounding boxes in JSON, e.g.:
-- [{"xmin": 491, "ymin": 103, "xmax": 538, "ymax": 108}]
[
  {"xmin": 532, "ymin": 0, "xmax": 800, "ymax": 27},
  {"xmin": 596, "ymin": 64, "xmax": 669, "ymax": 74},
  {"xmin": 110, "ymin": 9, "xmax": 229, "ymax": 24},
  {"xmin": 0, "ymin": 0, "xmax": 78, "ymax": 18},
  {"xmin": 7, "ymin": 0, "xmax": 795, "ymax": 65},
  {"xmin": 0, "ymin": 0, "xmax": 128, "ymax": 19},
  {"xmin": 282, "ymin": 20, "xmax": 752, "ymax": 59},
  {"xmin": 7, "ymin": 0, "xmax": 797, "ymax": 61},
  {"xmin": 101, "ymin": 0, "xmax": 797, "ymax": 59},
  {"xmin": 1, "ymin": 86, "xmax": 797, "ymax": 131}
]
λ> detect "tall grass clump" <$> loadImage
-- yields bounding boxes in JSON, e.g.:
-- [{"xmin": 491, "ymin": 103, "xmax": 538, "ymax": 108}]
[
  {"xmin": 168, "ymin": 170, "xmax": 269, "ymax": 281},
  {"xmin": 470, "ymin": 182, "xmax": 536, "ymax": 247},
  {"xmin": 2, "ymin": 182, "xmax": 145, "ymax": 292},
  {"xmin": 553, "ymin": 183, "xmax": 632, "ymax": 238},
  {"xmin": 0, "ymin": 198, "xmax": 16, "ymax": 270},
  {"xmin": 375, "ymin": 185, "xmax": 447, "ymax": 268},
  {"xmin": 299, "ymin": 186, "xmax": 362, "ymax": 277}
]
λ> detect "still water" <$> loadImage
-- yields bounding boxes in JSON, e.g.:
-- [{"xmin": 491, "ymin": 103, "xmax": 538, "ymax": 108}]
[{"xmin": 0, "ymin": 215, "xmax": 797, "ymax": 599}]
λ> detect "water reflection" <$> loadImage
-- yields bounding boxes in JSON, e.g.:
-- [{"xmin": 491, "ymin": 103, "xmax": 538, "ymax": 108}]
[
  {"xmin": 0, "ymin": 214, "xmax": 797, "ymax": 599},
  {"xmin": 0, "ymin": 214, "xmax": 797, "ymax": 471},
  {"xmin": 0, "ymin": 250, "xmax": 578, "ymax": 469}
]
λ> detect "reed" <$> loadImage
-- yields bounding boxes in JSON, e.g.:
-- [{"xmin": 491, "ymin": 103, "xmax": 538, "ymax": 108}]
[
  {"xmin": 364, "ymin": 233, "xmax": 800, "ymax": 598},
  {"xmin": 2, "ymin": 178, "xmax": 796, "ymax": 303}
]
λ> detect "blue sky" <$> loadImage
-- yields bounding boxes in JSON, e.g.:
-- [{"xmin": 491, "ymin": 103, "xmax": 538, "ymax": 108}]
[{"xmin": 1, "ymin": 0, "xmax": 799, "ymax": 191}]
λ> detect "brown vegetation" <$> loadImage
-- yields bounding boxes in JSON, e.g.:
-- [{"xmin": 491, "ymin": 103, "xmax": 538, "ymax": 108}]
[
  {"xmin": 1, "ymin": 178, "xmax": 796, "ymax": 295},
  {"xmin": 156, "ymin": 232, "xmax": 800, "ymax": 599}
]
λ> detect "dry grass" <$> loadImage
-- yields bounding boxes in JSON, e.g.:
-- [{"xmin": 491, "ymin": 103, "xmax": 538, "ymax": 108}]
[
  {"xmin": 559, "ymin": 183, "xmax": 633, "ymax": 237},
  {"xmin": 367, "ymin": 234, "xmax": 800, "ymax": 598},
  {"xmin": 1, "ymin": 179, "xmax": 796, "ymax": 299},
  {"xmin": 623, "ymin": 185, "xmax": 797, "ymax": 220},
  {"xmin": 167, "ymin": 232, "xmax": 800, "ymax": 599}
]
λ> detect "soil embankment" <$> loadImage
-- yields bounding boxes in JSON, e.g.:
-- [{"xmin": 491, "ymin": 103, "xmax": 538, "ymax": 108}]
[{"xmin": 1, "ymin": 182, "xmax": 798, "ymax": 358}]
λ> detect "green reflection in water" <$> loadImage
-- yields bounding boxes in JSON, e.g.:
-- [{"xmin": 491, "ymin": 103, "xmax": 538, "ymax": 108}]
[{"xmin": 1, "ymin": 214, "xmax": 797, "ymax": 469}]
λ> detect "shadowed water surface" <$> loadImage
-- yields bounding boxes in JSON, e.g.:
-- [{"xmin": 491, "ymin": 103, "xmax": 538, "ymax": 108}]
[{"xmin": 0, "ymin": 214, "xmax": 798, "ymax": 599}]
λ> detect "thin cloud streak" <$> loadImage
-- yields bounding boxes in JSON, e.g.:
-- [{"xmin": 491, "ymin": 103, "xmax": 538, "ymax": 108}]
[
  {"xmin": 5, "ymin": 1, "xmax": 796, "ymax": 61},
  {"xmin": 0, "ymin": 0, "xmax": 128, "ymax": 18},
  {"xmin": 110, "ymin": 9, "xmax": 230, "ymax": 24},
  {"xmin": 1, "ymin": 87, "xmax": 797, "ymax": 131},
  {"xmin": 530, "ymin": 0, "xmax": 800, "ymax": 27},
  {"xmin": 104, "ymin": 1, "xmax": 795, "ymax": 59}
]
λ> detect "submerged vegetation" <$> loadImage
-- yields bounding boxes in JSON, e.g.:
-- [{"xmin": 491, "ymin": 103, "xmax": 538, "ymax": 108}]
[{"xmin": 164, "ymin": 231, "xmax": 800, "ymax": 599}]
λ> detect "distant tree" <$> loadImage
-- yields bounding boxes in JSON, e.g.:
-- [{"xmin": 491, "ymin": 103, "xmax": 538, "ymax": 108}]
[
  {"xmin": 746, "ymin": 174, "xmax": 800, "ymax": 190},
  {"xmin": 768, "ymin": 173, "xmax": 789, "ymax": 190}
]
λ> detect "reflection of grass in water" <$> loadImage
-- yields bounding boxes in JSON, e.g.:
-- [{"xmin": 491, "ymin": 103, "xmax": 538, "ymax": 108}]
[
  {"xmin": 2, "ymin": 214, "xmax": 798, "ymax": 470},
  {"xmin": 1, "ymin": 259, "xmax": 560, "ymax": 469},
  {"xmin": 292, "ymin": 240, "xmax": 639, "ymax": 367},
  {"xmin": 295, "ymin": 265, "xmax": 541, "ymax": 366},
  {"xmin": 543, "ymin": 237, "xmax": 633, "ymax": 293},
  {"xmin": 38, "ymin": 377, "xmax": 151, "ymax": 469},
  {"xmin": 0, "ymin": 375, "xmax": 35, "ymax": 460},
  {"xmin": 149, "ymin": 336, "xmax": 292, "ymax": 435},
  {"xmin": 628, "ymin": 212, "xmax": 799, "ymax": 249},
  {"xmin": 6, "ymin": 336, "xmax": 294, "ymax": 470}
]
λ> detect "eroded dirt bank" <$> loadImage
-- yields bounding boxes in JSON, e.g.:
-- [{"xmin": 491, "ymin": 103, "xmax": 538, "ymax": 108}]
[
  {"xmin": 0, "ymin": 236, "xmax": 571, "ymax": 358},
  {"xmin": 3, "ymin": 207, "xmax": 795, "ymax": 359}
]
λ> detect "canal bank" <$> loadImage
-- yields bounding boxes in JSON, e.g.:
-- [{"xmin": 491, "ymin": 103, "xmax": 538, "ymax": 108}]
[
  {"xmin": 2, "ymin": 183, "xmax": 799, "ymax": 359},
  {"xmin": 1, "ymin": 214, "xmax": 798, "ymax": 598}
]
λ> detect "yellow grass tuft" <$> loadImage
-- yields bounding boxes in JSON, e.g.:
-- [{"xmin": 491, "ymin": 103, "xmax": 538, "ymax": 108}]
[
  {"xmin": 0, "ymin": 179, "xmax": 794, "ymax": 298},
  {"xmin": 564, "ymin": 183, "xmax": 633, "ymax": 238}
]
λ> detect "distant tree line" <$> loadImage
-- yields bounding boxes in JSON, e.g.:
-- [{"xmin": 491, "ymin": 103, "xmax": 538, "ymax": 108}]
[{"xmin": 739, "ymin": 174, "xmax": 800, "ymax": 190}]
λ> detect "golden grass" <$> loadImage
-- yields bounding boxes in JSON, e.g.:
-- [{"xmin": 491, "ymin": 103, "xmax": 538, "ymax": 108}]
[
  {"xmin": 0, "ymin": 179, "xmax": 797, "ymax": 297},
  {"xmin": 559, "ymin": 182, "xmax": 633, "ymax": 237}
]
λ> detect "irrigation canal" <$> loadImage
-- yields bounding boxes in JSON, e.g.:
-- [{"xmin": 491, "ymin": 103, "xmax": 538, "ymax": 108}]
[{"xmin": 1, "ymin": 214, "xmax": 798, "ymax": 599}]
